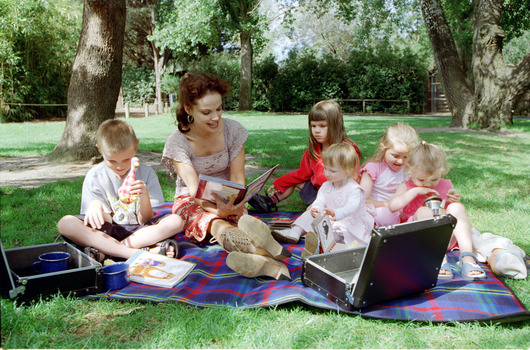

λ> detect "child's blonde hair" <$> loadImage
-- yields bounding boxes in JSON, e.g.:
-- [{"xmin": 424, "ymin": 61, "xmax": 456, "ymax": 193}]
[
  {"xmin": 364, "ymin": 122, "xmax": 419, "ymax": 165},
  {"xmin": 407, "ymin": 141, "xmax": 450, "ymax": 177},
  {"xmin": 97, "ymin": 119, "xmax": 139, "ymax": 154},
  {"xmin": 322, "ymin": 142, "xmax": 359, "ymax": 177},
  {"xmin": 308, "ymin": 100, "xmax": 361, "ymax": 161}
]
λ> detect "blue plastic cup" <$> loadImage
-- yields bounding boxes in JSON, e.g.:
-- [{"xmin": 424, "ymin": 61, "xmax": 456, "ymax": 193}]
[
  {"xmin": 32, "ymin": 252, "xmax": 70, "ymax": 274},
  {"xmin": 102, "ymin": 262, "xmax": 130, "ymax": 290}
]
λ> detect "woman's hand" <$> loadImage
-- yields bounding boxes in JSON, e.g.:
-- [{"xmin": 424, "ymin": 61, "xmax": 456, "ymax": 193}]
[{"xmin": 213, "ymin": 193, "xmax": 246, "ymax": 218}]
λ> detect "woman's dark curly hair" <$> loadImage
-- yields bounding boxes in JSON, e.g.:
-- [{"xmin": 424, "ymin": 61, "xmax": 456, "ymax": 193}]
[{"xmin": 176, "ymin": 72, "xmax": 231, "ymax": 133}]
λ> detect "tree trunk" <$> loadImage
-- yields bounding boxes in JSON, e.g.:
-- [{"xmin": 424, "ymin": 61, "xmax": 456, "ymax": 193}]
[
  {"xmin": 239, "ymin": 29, "xmax": 253, "ymax": 111},
  {"xmin": 49, "ymin": 0, "xmax": 126, "ymax": 162},
  {"xmin": 422, "ymin": 0, "xmax": 530, "ymax": 129},
  {"xmin": 421, "ymin": 0, "xmax": 475, "ymax": 127},
  {"xmin": 471, "ymin": 0, "xmax": 530, "ymax": 129},
  {"xmin": 149, "ymin": 6, "xmax": 165, "ymax": 114},
  {"xmin": 152, "ymin": 44, "xmax": 166, "ymax": 115}
]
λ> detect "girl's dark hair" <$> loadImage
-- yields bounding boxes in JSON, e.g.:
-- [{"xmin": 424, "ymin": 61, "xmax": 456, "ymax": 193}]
[
  {"xmin": 176, "ymin": 72, "xmax": 231, "ymax": 133},
  {"xmin": 307, "ymin": 100, "xmax": 361, "ymax": 161}
]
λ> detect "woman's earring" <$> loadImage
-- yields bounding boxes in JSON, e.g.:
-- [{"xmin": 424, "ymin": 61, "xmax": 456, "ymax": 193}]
[{"xmin": 187, "ymin": 114, "xmax": 194, "ymax": 124}]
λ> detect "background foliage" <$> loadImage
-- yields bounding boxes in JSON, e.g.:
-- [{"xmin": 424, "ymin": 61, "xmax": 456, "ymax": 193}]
[
  {"xmin": 0, "ymin": 0, "xmax": 81, "ymax": 122},
  {"xmin": 1, "ymin": 0, "xmax": 528, "ymax": 121}
]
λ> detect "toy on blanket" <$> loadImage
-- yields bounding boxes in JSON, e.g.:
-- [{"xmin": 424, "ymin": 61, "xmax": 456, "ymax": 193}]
[
  {"xmin": 471, "ymin": 228, "xmax": 527, "ymax": 279},
  {"xmin": 105, "ymin": 157, "xmax": 141, "ymax": 225},
  {"xmin": 118, "ymin": 157, "xmax": 140, "ymax": 204}
]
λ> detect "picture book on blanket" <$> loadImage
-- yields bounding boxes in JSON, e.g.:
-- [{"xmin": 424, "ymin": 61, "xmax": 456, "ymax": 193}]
[
  {"xmin": 195, "ymin": 164, "xmax": 279, "ymax": 204},
  {"xmin": 311, "ymin": 213, "xmax": 348, "ymax": 253},
  {"xmin": 126, "ymin": 250, "xmax": 196, "ymax": 288}
]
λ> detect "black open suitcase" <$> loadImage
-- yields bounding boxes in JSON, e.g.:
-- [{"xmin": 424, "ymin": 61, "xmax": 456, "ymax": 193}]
[
  {"xmin": 302, "ymin": 214, "xmax": 457, "ymax": 309},
  {"xmin": 1, "ymin": 240, "xmax": 103, "ymax": 302}
]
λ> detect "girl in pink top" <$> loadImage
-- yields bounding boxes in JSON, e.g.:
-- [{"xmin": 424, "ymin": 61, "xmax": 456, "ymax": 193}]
[
  {"xmin": 389, "ymin": 142, "xmax": 486, "ymax": 281},
  {"xmin": 360, "ymin": 123, "xmax": 419, "ymax": 226}
]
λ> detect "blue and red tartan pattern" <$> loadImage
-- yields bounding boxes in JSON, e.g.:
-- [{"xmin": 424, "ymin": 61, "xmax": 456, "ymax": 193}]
[{"xmin": 87, "ymin": 204, "xmax": 530, "ymax": 323}]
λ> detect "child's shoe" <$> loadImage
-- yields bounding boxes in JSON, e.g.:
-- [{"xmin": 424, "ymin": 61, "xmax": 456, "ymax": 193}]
[
  {"xmin": 226, "ymin": 251, "xmax": 291, "ymax": 281},
  {"xmin": 272, "ymin": 227, "xmax": 302, "ymax": 244},
  {"xmin": 238, "ymin": 214, "xmax": 291, "ymax": 260}
]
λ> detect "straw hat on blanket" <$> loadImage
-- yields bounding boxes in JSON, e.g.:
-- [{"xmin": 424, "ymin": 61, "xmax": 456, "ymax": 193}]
[{"xmin": 471, "ymin": 228, "xmax": 528, "ymax": 279}]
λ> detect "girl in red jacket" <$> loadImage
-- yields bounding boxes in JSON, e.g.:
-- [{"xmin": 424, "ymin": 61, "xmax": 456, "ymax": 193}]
[{"xmin": 249, "ymin": 100, "xmax": 362, "ymax": 213}]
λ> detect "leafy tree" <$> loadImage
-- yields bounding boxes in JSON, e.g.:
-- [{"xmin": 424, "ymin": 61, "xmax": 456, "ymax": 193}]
[
  {"xmin": 128, "ymin": 0, "xmax": 230, "ymax": 111},
  {"xmin": 329, "ymin": 0, "xmax": 530, "ymax": 129},
  {"xmin": 0, "ymin": 0, "xmax": 81, "ymax": 122},
  {"xmin": 49, "ymin": 0, "xmax": 126, "ymax": 161},
  {"xmin": 421, "ymin": 0, "xmax": 530, "ymax": 128},
  {"xmin": 219, "ymin": 0, "xmax": 294, "ymax": 110}
]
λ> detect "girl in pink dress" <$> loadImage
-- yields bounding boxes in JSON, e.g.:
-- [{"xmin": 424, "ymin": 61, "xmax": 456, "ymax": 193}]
[
  {"xmin": 360, "ymin": 123, "xmax": 419, "ymax": 226},
  {"xmin": 273, "ymin": 143, "xmax": 375, "ymax": 255},
  {"xmin": 389, "ymin": 142, "xmax": 486, "ymax": 281}
]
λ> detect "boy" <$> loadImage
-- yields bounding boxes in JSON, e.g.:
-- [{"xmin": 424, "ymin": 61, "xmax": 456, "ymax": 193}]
[{"xmin": 57, "ymin": 119, "xmax": 183, "ymax": 261}]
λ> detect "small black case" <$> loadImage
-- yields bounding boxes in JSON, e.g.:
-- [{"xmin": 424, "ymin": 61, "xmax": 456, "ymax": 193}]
[
  {"xmin": 1, "ymin": 240, "xmax": 103, "ymax": 302},
  {"xmin": 302, "ymin": 215, "xmax": 457, "ymax": 309}
]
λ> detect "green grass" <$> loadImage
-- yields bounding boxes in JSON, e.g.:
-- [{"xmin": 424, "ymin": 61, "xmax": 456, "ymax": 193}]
[{"xmin": 1, "ymin": 113, "xmax": 530, "ymax": 348}]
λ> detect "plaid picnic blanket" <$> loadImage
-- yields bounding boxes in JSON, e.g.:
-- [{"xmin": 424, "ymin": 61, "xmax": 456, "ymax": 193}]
[{"xmin": 88, "ymin": 205, "xmax": 530, "ymax": 323}]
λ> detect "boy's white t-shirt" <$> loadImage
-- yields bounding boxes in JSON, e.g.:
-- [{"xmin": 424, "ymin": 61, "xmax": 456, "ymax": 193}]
[{"xmin": 80, "ymin": 162, "xmax": 164, "ymax": 222}]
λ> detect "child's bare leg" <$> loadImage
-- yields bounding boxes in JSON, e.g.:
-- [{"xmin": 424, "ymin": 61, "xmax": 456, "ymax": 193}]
[
  {"xmin": 446, "ymin": 203, "xmax": 483, "ymax": 276},
  {"xmin": 57, "ymin": 215, "xmax": 139, "ymax": 259},
  {"xmin": 121, "ymin": 214, "xmax": 184, "ymax": 257}
]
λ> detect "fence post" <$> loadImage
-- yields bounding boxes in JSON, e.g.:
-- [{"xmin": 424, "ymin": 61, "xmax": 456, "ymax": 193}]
[
  {"xmin": 144, "ymin": 103, "xmax": 149, "ymax": 118},
  {"xmin": 362, "ymin": 100, "xmax": 366, "ymax": 113},
  {"xmin": 125, "ymin": 102, "xmax": 130, "ymax": 119}
]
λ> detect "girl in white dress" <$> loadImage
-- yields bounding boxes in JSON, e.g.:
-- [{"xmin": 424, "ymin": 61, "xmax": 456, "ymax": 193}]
[{"xmin": 274, "ymin": 143, "xmax": 375, "ymax": 255}]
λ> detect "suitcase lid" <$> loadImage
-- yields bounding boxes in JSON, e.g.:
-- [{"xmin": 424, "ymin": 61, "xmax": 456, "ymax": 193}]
[
  {"xmin": 351, "ymin": 214, "xmax": 457, "ymax": 308},
  {"xmin": 0, "ymin": 239, "xmax": 25, "ymax": 298}
]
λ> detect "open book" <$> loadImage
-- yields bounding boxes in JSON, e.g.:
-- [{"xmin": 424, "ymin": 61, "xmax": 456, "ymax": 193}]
[
  {"xmin": 311, "ymin": 213, "xmax": 348, "ymax": 253},
  {"xmin": 195, "ymin": 165, "xmax": 279, "ymax": 204},
  {"xmin": 126, "ymin": 250, "xmax": 195, "ymax": 288}
]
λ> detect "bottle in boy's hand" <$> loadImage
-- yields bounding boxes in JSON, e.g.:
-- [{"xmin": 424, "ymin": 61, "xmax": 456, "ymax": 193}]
[{"xmin": 118, "ymin": 157, "xmax": 140, "ymax": 204}]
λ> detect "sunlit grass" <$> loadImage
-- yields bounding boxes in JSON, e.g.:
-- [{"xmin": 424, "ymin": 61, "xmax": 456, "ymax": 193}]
[{"xmin": 1, "ymin": 113, "xmax": 529, "ymax": 348}]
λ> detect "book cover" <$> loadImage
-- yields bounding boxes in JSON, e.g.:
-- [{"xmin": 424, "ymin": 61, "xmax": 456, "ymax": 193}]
[
  {"xmin": 311, "ymin": 213, "xmax": 348, "ymax": 253},
  {"xmin": 195, "ymin": 165, "xmax": 278, "ymax": 204},
  {"xmin": 126, "ymin": 250, "xmax": 195, "ymax": 288}
]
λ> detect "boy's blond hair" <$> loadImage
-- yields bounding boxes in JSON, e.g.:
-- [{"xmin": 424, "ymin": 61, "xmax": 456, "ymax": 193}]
[
  {"xmin": 97, "ymin": 119, "xmax": 139, "ymax": 154},
  {"xmin": 322, "ymin": 142, "xmax": 359, "ymax": 176},
  {"xmin": 407, "ymin": 141, "xmax": 450, "ymax": 176},
  {"xmin": 363, "ymin": 122, "xmax": 419, "ymax": 166}
]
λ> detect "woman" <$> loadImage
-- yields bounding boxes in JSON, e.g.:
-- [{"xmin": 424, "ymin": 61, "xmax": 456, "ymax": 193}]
[{"xmin": 162, "ymin": 72, "xmax": 291, "ymax": 281}]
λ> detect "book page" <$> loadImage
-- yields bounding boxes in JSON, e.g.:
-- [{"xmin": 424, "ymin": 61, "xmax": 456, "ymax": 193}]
[
  {"xmin": 311, "ymin": 213, "xmax": 336, "ymax": 253},
  {"xmin": 196, "ymin": 174, "xmax": 245, "ymax": 204},
  {"xmin": 242, "ymin": 164, "xmax": 279, "ymax": 203},
  {"xmin": 126, "ymin": 251, "xmax": 195, "ymax": 288}
]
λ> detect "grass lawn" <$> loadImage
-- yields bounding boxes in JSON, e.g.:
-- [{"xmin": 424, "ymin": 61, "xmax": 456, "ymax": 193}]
[{"xmin": 1, "ymin": 112, "xmax": 529, "ymax": 348}]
